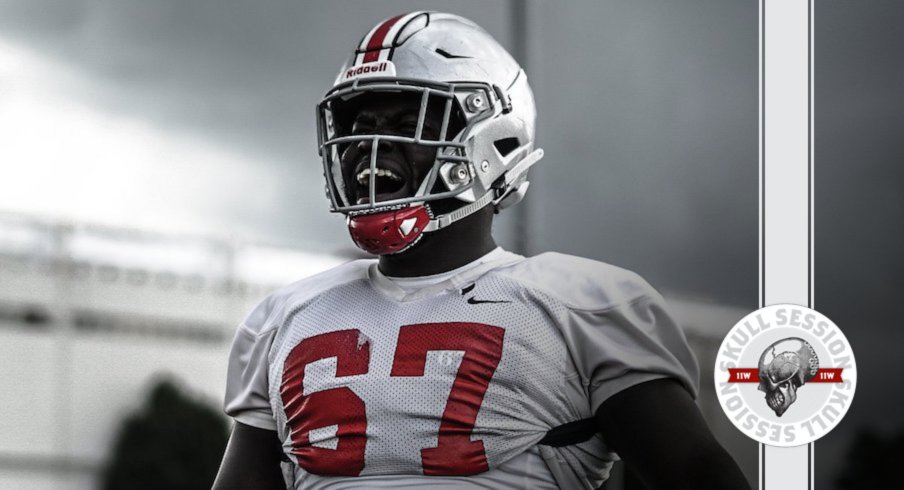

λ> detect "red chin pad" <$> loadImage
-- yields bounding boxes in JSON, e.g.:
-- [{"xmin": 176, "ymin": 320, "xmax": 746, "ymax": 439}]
[{"xmin": 347, "ymin": 205, "xmax": 431, "ymax": 255}]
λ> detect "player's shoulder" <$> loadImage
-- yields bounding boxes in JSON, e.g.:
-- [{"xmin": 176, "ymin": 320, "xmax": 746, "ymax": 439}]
[
  {"xmin": 495, "ymin": 251, "xmax": 658, "ymax": 311},
  {"xmin": 239, "ymin": 259, "xmax": 374, "ymax": 337}
]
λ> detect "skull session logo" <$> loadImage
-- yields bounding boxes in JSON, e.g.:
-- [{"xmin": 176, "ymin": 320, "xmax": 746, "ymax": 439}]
[
  {"xmin": 714, "ymin": 304, "xmax": 857, "ymax": 447},
  {"xmin": 756, "ymin": 338, "xmax": 821, "ymax": 417}
]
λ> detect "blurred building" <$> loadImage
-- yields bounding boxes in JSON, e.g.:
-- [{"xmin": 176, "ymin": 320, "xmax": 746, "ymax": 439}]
[
  {"xmin": 0, "ymin": 213, "xmax": 344, "ymax": 490},
  {"xmin": 0, "ymin": 212, "xmax": 754, "ymax": 489}
]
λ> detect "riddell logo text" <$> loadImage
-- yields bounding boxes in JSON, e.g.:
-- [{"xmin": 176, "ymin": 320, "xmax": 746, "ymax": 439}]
[
  {"xmin": 340, "ymin": 60, "xmax": 397, "ymax": 82},
  {"xmin": 346, "ymin": 62, "xmax": 389, "ymax": 79}
]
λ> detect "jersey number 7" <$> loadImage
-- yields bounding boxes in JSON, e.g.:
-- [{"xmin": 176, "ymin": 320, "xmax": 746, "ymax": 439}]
[{"xmin": 280, "ymin": 322, "xmax": 505, "ymax": 476}]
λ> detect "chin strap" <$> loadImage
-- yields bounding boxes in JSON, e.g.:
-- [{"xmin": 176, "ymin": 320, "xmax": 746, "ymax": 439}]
[{"xmin": 423, "ymin": 190, "xmax": 495, "ymax": 232}]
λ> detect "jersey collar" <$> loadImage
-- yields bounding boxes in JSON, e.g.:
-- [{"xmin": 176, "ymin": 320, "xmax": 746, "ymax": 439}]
[{"xmin": 367, "ymin": 247, "xmax": 523, "ymax": 302}]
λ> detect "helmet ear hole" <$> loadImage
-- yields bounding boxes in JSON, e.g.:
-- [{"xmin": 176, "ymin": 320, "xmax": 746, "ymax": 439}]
[{"xmin": 493, "ymin": 137, "xmax": 520, "ymax": 157}]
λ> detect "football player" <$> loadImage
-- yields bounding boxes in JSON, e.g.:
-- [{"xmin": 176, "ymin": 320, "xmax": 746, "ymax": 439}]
[{"xmin": 214, "ymin": 11, "xmax": 750, "ymax": 490}]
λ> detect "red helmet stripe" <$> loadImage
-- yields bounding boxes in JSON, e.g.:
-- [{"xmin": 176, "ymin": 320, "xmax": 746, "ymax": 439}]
[{"xmin": 362, "ymin": 14, "xmax": 405, "ymax": 63}]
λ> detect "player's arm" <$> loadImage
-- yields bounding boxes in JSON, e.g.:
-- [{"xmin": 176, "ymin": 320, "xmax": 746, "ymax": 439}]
[
  {"xmin": 596, "ymin": 378, "xmax": 751, "ymax": 490},
  {"xmin": 213, "ymin": 422, "xmax": 286, "ymax": 490}
]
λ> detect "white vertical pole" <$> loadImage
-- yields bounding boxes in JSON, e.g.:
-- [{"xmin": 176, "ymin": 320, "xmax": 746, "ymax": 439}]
[{"xmin": 760, "ymin": 0, "xmax": 813, "ymax": 488}]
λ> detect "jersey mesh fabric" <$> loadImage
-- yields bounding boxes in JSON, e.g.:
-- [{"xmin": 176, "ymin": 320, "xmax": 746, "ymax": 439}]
[{"xmin": 226, "ymin": 250, "xmax": 698, "ymax": 489}]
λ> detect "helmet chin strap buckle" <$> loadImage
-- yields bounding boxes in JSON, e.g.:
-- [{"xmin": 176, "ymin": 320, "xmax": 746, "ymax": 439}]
[
  {"xmin": 495, "ymin": 181, "xmax": 530, "ymax": 211},
  {"xmin": 347, "ymin": 205, "xmax": 432, "ymax": 255},
  {"xmin": 490, "ymin": 148, "xmax": 544, "ymax": 208}
]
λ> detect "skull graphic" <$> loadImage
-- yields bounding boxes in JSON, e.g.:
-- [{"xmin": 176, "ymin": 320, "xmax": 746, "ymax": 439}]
[{"xmin": 757, "ymin": 338, "xmax": 819, "ymax": 417}]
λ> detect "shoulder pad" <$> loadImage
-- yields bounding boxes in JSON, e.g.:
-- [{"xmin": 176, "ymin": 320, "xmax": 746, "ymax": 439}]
[
  {"xmin": 498, "ymin": 252, "xmax": 656, "ymax": 311},
  {"xmin": 241, "ymin": 259, "xmax": 372, "ymax": 336}
]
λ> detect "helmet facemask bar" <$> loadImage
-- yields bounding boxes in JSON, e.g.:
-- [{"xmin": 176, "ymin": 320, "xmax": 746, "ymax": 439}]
[{"xmin": 317, "ymin": 78, "xmax": 495, "ymax": 215}]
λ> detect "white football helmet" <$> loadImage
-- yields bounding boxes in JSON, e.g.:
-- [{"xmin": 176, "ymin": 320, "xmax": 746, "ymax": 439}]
[{"xmin": 317, "ymin": 11, "xmax": 543, "ymax": 255}]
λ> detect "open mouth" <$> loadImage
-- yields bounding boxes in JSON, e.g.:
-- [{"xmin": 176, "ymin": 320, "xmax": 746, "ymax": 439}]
[{"xmin": 354, "ymin": 166, "xmax": 409, "ymax": 204}]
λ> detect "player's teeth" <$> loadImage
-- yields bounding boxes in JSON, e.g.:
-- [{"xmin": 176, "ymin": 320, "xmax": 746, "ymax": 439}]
[
  {"xmin": 356, "ymin": 168, "xmax": 401, "ymax": 183},
  {"xmin": 375, "ymin": 169, "xmax": 400, "ymax": 180},
  {"xmin": 356, "ymin": 169, "xmax": 370, "ymax": 184}
]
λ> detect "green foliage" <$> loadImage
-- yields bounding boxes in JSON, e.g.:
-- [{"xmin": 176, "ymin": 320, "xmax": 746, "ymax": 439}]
[{"xmin": 101, "ymin": 377, "xmax": 230, "ymax": 490}]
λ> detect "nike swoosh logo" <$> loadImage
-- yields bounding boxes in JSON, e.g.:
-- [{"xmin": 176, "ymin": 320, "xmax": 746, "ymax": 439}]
[{"xmin": 466, "ymin": 297, "xmax": 511, "ymax": 305}]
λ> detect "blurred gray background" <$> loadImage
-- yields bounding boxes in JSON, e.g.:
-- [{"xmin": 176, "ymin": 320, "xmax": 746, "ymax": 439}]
[{"xmin": 0, "ymin": 1, "xmax": 899, "ymax": 489}]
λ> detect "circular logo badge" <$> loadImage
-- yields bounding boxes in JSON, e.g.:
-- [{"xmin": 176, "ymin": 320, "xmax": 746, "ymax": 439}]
[{"xmin": 714, "ymin": 304, "xmax": 857, "ymax": 447}]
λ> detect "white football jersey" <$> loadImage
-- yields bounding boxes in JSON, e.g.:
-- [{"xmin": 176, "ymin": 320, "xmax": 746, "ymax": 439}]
[{"xmin": 225, "ymin": 248, "xmax": 698, "ymax": 489}]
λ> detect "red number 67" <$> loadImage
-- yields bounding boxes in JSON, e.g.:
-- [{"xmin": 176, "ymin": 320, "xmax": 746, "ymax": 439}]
[{"xmin": 280, "ymin": 322, "xmax": 505, "ymax": 477}]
